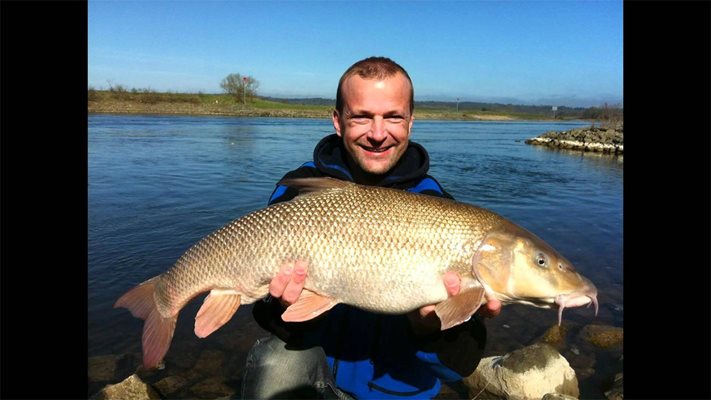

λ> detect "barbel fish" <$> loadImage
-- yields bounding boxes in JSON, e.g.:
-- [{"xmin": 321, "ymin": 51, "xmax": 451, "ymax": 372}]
[{"xmin": 115, "ymin": 177, "xmax": 598, "ymax": 369}]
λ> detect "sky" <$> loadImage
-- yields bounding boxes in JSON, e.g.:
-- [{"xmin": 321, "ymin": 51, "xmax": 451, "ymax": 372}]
[{"xmin": 88, "ymin": 1, "xmax": 623, "ymax": 108}]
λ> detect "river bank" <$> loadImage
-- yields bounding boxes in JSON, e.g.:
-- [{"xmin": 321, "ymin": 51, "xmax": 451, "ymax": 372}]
[{"xmin": 87, "ymin": 91, "xmax": 577, "ymax": 122}]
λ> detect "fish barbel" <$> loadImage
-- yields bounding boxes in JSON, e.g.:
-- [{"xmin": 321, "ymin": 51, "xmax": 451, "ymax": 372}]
[{"xmin": 115, "ymin": 177, "xmax": 598, "ymax": 369}]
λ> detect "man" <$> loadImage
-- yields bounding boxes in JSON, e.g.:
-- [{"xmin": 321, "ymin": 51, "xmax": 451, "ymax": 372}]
[{"xmin": 242, "ymin": 56, "xmax": 501, "ymax": 399}]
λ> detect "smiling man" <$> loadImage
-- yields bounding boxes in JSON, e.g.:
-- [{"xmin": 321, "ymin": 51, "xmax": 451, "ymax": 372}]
[
  {"xmin": 242, "ymin": 57, "xmax": 501, "ymax": 399},
  {"xmin": 334, "ymin": 68, "xmax": 414, "ymax": 181}
]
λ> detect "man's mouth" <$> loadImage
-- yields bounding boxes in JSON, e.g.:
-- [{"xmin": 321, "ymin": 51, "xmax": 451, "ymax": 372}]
[{"xmin": 360, "ymin": 145, "xmax": 392, "ymax": 153}]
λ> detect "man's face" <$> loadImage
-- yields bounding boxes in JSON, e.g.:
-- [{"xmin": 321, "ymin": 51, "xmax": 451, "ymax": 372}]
[{"xmin": 333, "ymin": 73, "xmax": 414, "ymax": 178}]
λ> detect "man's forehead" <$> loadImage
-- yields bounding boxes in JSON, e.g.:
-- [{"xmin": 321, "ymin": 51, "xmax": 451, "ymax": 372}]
[{"xmin": 344, "ymin": 72, "xmax": 409, "ymax": 86}]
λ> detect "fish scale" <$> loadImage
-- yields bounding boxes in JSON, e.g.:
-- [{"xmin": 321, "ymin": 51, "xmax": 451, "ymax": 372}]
[{"xmin": 115, "ymin": 177, "xmax": 598, "ymax": 369}]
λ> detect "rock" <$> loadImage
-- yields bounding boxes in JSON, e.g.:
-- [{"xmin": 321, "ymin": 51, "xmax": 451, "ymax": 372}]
[
  {"xmin": 184, "ymin": 349, "xmax": 226, "ymax": 380},
  {"xmin": 604, "ymin": 372, "xmax": 623, "ymax": 400},
  {"xmin": 463, "ymin": 343, "xmax": 579, "ymax": 400},
  {"xmin": 525, "ymin": 125, "xmax": 623, "ymax": 154},
  {"xmin": 153, "ymin": 374, "xmax": 189, "ymax": 397},
  {"xmin": 90, "ymin": 374, "xmax": 160, "ymax": 400},
  {"xmin": 89, "ymin": 353, "xmax": 143, "ymax": 383},
  {"xmin": 89, "ymin": 355, "xmax": 119, "ymax": 382},
  {"xmin": 168, "ymin": 340, "xmax": 201, "ymax": 369},
  {"xmin": 189, "ymin": 376, "xmax": 236, "ymax": 398},
  {"xmin": 537, "ymin": 324, "xmax": 570, "ymax": 348},
  {"xmin": 542, "ymin": 393, "xmax": 579, "ymax": 400},
  {"xmin": 579, "ymin": 324, "xmax": 623, "ymax": 349}
]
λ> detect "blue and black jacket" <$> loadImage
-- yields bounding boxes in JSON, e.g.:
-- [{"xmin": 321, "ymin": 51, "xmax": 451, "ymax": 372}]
[{"xmin": 253, "ymin": 134, "xmax": 487, "ymax": 399}]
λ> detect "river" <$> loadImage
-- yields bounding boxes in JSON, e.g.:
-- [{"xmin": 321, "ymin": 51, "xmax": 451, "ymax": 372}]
[{"xmin": 89, "ymin": 114, "xmax": 623, "ymax": 398}]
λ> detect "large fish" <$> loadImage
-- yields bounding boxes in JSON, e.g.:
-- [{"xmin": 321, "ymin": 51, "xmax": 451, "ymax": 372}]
[{"xmin": 115, "ymin": 178, "xmax": 598, "ymax": 369}]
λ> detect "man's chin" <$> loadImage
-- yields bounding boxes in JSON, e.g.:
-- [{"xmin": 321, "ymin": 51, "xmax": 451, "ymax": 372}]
[{"xmin": 358, "ymin": 159, "xmax": 395, "ymax": 176}]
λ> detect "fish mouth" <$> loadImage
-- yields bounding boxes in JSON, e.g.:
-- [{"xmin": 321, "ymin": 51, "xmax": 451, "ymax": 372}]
[{"xmin": 555, "ymin": 289, "xmax": 599, "ymax": 326}]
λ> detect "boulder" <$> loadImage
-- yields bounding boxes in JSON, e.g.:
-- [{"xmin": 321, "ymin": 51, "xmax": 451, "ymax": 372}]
[
  {"xmin": 463, "ymin": 343, "xmax": 579, "ymax": 400},
  {"xmin": 189, "ymin": 376, "xmax": 236, "ymax": 399},
  {"xmin": 90, "ymin": 374, "xmax": 160, "ymax": 400},
  {"xmin": 578, "ymin": 324, "xmax": 623, "ymax": 349},
  {"xmin": 604, "ymin": 372, "xmax": 623, "ymax": 400},
  {"xmin": 153, "ymin": 374, "xmax": 189, "ymax": 398}
]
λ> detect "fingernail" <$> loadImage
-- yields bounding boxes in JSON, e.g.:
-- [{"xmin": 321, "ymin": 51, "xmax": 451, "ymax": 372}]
[{"xmin": 284, "ymin": 266, "xmax": 293, "ymax": 275}]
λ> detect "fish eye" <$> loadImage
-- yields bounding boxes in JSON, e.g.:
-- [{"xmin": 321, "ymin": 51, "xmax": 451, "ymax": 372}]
[
  {"xmin": 535, "ymin": 252, "xmax": 548, "ymax": 268},
  {"xmin": 558, "ymin": 263, "xmax": 564, "ymax": 271}
]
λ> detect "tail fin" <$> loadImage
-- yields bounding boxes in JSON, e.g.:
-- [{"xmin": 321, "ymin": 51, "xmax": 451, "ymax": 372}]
[{"xmin": 114, "ymin": 277, "xmax": 177, "ymax": 369}]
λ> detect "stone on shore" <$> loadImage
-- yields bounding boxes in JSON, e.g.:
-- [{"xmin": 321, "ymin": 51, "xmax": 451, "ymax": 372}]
[
  {"xmin": 578, "ymin": 324, "xmax": 623, "ymax": 349},
  {"xmin": 604, "ymin": 372, "xmax": 623, "ymax": 400},
  {"xmin": 525, "ymin": 124, "xmax": 623, "ymax": 154},
  {"xmin": 89, "ymin": 374, "xmax": 160, "ymax": 400},
  {"xmin": 463, "ymin": 343, "xmax": 579, "ymax": 400}
]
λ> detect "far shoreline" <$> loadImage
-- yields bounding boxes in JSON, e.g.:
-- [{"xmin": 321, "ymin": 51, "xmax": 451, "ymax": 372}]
[{"xmin": 88, "ymin": 91, "xmax": 598, "ymax": 123}]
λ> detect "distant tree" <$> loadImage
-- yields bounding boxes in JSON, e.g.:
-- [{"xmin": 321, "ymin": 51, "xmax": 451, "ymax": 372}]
[
  {"xmin": 220, "ymin": 73, "xmax": 259, "ymax": 103},
  {"xmin": 583, "ymin": 102, "xmax": 623, "ymax": 129}
]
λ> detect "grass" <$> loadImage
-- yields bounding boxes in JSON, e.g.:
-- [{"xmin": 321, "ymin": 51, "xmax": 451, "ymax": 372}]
[{"xmin": 87, "ymin": 89, "xmax": 585, "ymax": 121}]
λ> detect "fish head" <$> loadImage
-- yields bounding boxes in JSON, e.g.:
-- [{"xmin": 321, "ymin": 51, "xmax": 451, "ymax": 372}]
[{"xmin": 472, "ymin": 219, "xmax": 598, "ymax": 325}]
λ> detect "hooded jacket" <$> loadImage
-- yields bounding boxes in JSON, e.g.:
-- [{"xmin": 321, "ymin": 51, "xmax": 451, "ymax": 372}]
[{"xmin": 253, "ymin": 134, "xmax": 487, "ymax": 399}]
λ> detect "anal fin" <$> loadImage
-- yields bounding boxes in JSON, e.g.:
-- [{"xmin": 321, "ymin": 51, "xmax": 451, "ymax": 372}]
[
  {"xmin": 194, "ymin": 289, "xmax": 241, "ymax": 338},
  {"xmin": 434, "ymin": 286, "xmax": 485, "ymax": 330},
  {"xmin": 281, "ymin": 289, "xmax": 338, "ymax": 322}
]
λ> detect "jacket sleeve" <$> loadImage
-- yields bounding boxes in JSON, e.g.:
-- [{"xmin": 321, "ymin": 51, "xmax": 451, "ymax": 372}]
[
  {"xmin": 267, "ymin": 162, "xmax": 320, "ymax": 205},
  {"xmin": 413, "ymin": 317, "xmax": 488, "ymax": 380}
]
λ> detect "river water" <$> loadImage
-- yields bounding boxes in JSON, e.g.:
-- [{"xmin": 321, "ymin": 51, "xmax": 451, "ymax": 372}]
[{"xmin": 89, "ymin": 114, "xmax": 622, "ymax": 398}]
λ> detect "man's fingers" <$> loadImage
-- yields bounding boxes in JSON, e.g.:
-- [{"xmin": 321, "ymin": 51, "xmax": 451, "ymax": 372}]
[
  {"xmin": 476, "ymin": 294, "xmax": 502, "ymax": 318},
  {"xmin": 443, "ymin": 271, "xmax": 461, "ymax": 297},
  {"xmin": 418, "ymin": 304, "xmax": 435, "ymax": 319},
  {"xmin": 281, "ymin": 261, "xmax": 307, "ymax": 305},
  {"xmin": 484, "ymin": 296, "xmax": 502, "ymax": 317},
  {"xmin": 269, "ymin": 261, "xmax": 294, "ymax": 298}
]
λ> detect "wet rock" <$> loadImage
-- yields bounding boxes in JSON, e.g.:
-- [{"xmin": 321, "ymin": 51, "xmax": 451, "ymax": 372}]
[
  {"xmin": 189, "ymin": 376, "xmax": 236, "ymax": 399},
  {"xmin": 604, "ymin": 372, "xmax": 623, "ymax": 400},
  {"xmin": 89, "ymin": 355, "xmax": 119, "ymax": 382},
  {"xmin": 542, "ymin": 393, "xmax": 579, "ymax": 400},
  {"xmin": 537, "ymin": 324, "xmax": 571, "ymax": 348},
  {"xmin": 525, "ymin": 125, "xmax": 623, "ymax": 154},
  {"xmin": 168, "ymin": 340, "xmax": 202, "ymax": 369},
  {"xmin": 90, "ymin": 374, "xmax": 160, "ymax": 400},
  {"xmin": 184, "ymin": 349, "xmax": 226, "ymax": 381},
  {"xmin": 579, "ymin": 324, "xmax": 623, "ymax": 349},
  {"xmin": 463, "ymin": 343, "xmax": 579, "ymax": 400},
  {"xmin": 89, "ymin": 353, "xmax": 144, "ymax": 384},
  {"xmin": 436, "ymin": 380, "xmax": 470, "ymax": 399},
  {"xmin": 153, "ymin": 374, "xmax": 189, "ymax": 398}
]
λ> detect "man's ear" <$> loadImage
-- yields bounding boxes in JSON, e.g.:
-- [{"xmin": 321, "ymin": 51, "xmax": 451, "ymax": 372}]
[{"xmin": 332, "ymin": 109, "xmax": 343, "ymax": 137}]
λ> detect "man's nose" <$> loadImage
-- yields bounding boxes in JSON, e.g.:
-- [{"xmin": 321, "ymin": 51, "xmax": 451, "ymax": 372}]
[{"xmin": 367, "ymin": 117, "xmax": 387, "ymax": 141}]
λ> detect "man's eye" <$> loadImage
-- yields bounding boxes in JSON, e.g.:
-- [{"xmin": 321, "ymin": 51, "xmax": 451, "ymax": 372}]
[
  {"xmin": 351, "ymin": 117, "xmax": 370, "ymax": 124},
  {"xmin": 386, "ymin": 116, "xmax": 404, "ymax": 122}
]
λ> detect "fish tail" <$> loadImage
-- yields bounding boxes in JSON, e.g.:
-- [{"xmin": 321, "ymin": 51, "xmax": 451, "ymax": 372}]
[{"xmin": 114, "ymin": 276, "xmax": 176, "ymax": 369}]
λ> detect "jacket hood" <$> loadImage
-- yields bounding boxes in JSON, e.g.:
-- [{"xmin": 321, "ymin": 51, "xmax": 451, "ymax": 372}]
[{"xmin": 313, "ymin": 134, "xmax": 431, "ymax": 186}]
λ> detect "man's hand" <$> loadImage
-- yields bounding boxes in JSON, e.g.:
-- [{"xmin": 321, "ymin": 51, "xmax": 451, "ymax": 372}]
[
  {"xmin": 268, "ymin": 260, "xmax": 308, "ymax": 307},
  {"xmin": 407, "ymin": 271, "xmax": 502, "ymax": 335}
]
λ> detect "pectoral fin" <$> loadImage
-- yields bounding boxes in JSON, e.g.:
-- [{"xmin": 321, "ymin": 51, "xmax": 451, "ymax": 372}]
[
  {"xmin": 281, "ymin": 290, "xmax": 338, "ymax": 322},
  {"xmin": 434, "ymin": 286, "xmax": 486, "ymax": 330},
  {"xmin": 194, "ymin": 289, "xmax": 241, "ymax": 338}
]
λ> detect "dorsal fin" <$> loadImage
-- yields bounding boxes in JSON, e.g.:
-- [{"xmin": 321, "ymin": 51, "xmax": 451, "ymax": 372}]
[{"xmin": 277, "ymin": 177, "xmax": 354, "ymax": 196}]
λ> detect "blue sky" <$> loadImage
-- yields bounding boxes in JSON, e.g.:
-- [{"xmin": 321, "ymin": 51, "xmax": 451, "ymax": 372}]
[{"xmin": 88, "ymin": 1, "xmax": 623, "ymax": 108}]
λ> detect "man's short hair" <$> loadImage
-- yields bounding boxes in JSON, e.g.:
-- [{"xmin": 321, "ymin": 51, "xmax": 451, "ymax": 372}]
[{"xmin": 335, "ymin": 56, "xmax": 414, "ymax": 114}]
